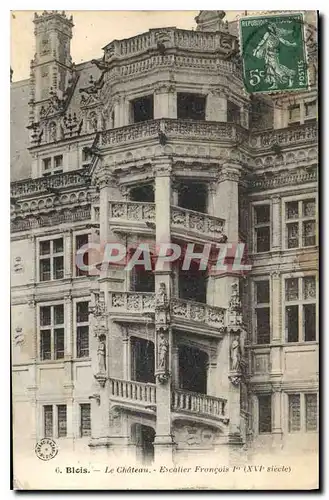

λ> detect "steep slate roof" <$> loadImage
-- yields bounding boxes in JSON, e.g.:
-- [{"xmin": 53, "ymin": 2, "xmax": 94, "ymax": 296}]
[
  {"xmin": 10, "ymin": 60, "xmax": 102, "ymax": 182},
  {"xmin": 10, "ymin": 79, "xmax": 31, "ymax": 181}
]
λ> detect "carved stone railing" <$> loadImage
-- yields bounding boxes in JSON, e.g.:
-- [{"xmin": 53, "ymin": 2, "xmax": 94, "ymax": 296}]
[
  {"xmin": 171, "ymin": 298, "xmax": 225, "ymax": 330},
  {"xmin": 109, "ymin": 292, "xmax": 155, "ymax": 314},
  {"xmin": 250, "ymin": 122, "xmax": 318, "ymax": 149},
  {"xmin": 171, "ymin": 206, "xmax": 225, "ymax": 239},
  {"xmin": 250, "ymin": 168, "xmax": 317, "ymax": 191},
  {"xmin": 100, "ymin": 119, "xmax": 241, "ymax": 148},
  {"xmin": 105, "ymin": 28, "xmax": 237, "ymax": 59},
  {"xmin": 109, "ymin": 201, "xmax": 155, "ymax": 223},
  {"xmin": 172, "ymin": 389, "xmax": 228, "ymax": 420},
  {"xmin": 11, "ymin": 170, "xmax": 90, "ymax": 198},
  {"xmin": 110, "ymin": 377, "xmax": 156, "ymax": 405},
  {"xmin": 11, "ymin": 206, "xmax": 91, "ymax": 232}
]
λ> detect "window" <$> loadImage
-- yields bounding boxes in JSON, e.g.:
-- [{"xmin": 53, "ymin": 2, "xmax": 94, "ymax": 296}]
[
  {"xmin": 288, "ymin": 393, "xmax": 318, "ymax": 432},
  {"xmin": 44, "ymin": 405, "xmax": 53, "ymax": 437},
  {"xmin": 305, "ymin": 100, "xmax": 317, "ymax": 122},
  {"xmin": 288, "ymin": 394, "xmax": 301, "ymax": 432},
  {"xmin": 177, "ymin": 93, "xmax": 206, "ymax": 121},
  {"xmin": 39, "ymin": 238, "xmax": 64, "ymax": 281},
  {"xmin": 57, "ymin": 405, "xmax": 67, "ymax": 437},
  {"xmin": 75, "ymin": 234, "xmax": 89, "ymax": 277},
  {"xmin": 285, "ymin": 198, "xmax": 316, "ymax": 249},
  {"xmin": 254, "ymin": 280, "xmax": 270, "ymax": 344},
  {"xmin": 258, "ymin": 395, "xmax": 272, "ymax": 433},
  {"xmin": 43, "ymin": 404, "xmax": 67, "ymax": 438},
  {"xmin": 80, "ymin": 404, "xmax": 91, "ymax": 437},
  {"xmin": 287, "ymin": 100, "xmax": 317, "ymax": 126},
  {"xmin": 227, "ymin": 100, "xmax": 241, "ymax": 124},
  {"xmin": 288, "ymin": 104, "xmax": 300, "ymax": 126},
  {"xmin": 254, "ymin": 205, "xmax": 270, "ymax": 253},
  {"xmin": 42, "ymin": 155, "xmax": 63, "ymax": 176},
  {"xmin": 285, "ymin": 276, "xmax": 317, "ymax": 342},
  {"xmin": 131, "ymin": 95, "xmax": 154, "ymax": 123},
  {"xmin": 82, "ymin": 148, "xmax": 92, "ymax": 168},
  {"xmin": 39, "ymin": 304, "xmax": 65, "ymax": 360},
  {"xmin": 76, "ymin": 301, "xmax": 89, "ymax": 358}
]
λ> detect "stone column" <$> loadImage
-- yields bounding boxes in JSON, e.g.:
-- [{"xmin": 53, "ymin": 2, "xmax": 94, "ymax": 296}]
[
  {"xmin": 271, "ymin": 196, "xmax": 281, "ymax": 251},
  {"xmin": 28, "ymin": 234, "xmax": 36, "ymax": 284},
  {"xmin": 240, "ymin": 105, "xmax": 249, "ymax": 129},
  {"xmin": 171, "ymin": 346, "xmax": 179, "ymax": 388},
  {"xmin": 154, "ymin": 84, "xmax": 176, "ymax": 119},
  {"xmin": 153, "ymin": 158, "xmax": 175, "ymax": 463},
  {"xmin": 206, "ymin": 89, "xmax": 227, "ymax": 121},
  {"xmin": 122, "ymin": 328, "xmax": 129, "ymax": 380},
  {"xmin": 64, "ymin": 229, "xmax": 73, "ymax": 279},
  {"xmin": 64, "ymin": 293, "xmax": 74, "ymax": 391},
  {"xmin": 272, "ymin": 386, "xmax": 283, "ymax": 447}
]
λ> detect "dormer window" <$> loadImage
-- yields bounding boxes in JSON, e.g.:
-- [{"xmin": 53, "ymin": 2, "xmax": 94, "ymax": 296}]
[{"xmin": 42, "ymin": 155, "xmax": 63, "ymax": 176}]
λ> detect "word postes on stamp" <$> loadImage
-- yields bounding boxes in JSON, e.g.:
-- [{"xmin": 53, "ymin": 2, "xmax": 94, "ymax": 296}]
[
  {"xmin": 35, "ymin": 438, "xmax": 58, "ymax": 461},
  {"xmin": 239, "ymin": 13, "xmax": 308, "ymax": 94}
]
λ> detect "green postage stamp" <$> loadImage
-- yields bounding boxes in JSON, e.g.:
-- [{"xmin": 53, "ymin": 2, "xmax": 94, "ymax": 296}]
[{"xmin": 239, "ymin": 13, "xmax": 308, "ymax": 93}]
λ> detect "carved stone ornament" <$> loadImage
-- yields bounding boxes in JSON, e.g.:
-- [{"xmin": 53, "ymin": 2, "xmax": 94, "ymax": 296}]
[
  {"xmin": 13, "ymin": 256, "xmax": 23, "ymax": 273},
  {"xmin": 14, "ymin": 327, "xmax": 24, "ymax": 346},
  {"xmin": 89, "ymin": 393, "xmax": 101, "ymax": 405},
  {"xmin": 156, "ymin": 329, "xmax": 170, "ymax": 384},
  {"xmin": 230, "ymin": 335, "xmax": 241, "ymax": 371},
  {"xmin": 228, "ymin": 375, "xmax": 241, "ymax": 387}
]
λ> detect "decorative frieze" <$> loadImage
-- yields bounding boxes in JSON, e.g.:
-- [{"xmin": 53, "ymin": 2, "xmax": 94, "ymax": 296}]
[
  {"xmin": 11, "ymin": 206, "xmax": 91, "ymax": 232},
  {"xmin": 250, "ymin": 167, "xmax": 317, "ymax": 191},
  {"xmin": 11, "ymin": 170, "xmax": 90, "ymax": 198},
  {"xmin": 251, "ymin": 122, "xmax": 317, "ymax": 149},
  {"xmin": 109, "ymin": 201, "xmax": 155, "ymax": 222}
]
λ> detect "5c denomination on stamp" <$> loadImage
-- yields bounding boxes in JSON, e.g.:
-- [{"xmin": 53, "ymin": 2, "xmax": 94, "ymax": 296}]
[
  {"xmin": 35, "ymin": 438, "xmax": 58, "ymax": 461},
  {"xmin": 239, "ymin": 13, "xmax": 308, "ymax": 93}
]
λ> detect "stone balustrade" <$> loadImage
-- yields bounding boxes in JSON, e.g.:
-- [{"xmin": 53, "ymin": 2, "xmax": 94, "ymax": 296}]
[
  {"xmin": 11, "ymin": 170, "xmax": 90, "ymax": 198},
  {"xmin": 109, "ymin": 293, "xmax": 226, "ymax": 331},
  {"xmin": 172, "ymin": 389, "xmax": 228, "ymax": 420},
  {"xmin": 100, "ymin": 119, "xmax": 317, "ymax": 152},
  {"xmin": 100, "ymin": 119, "xmax": 239, "ymax": 147},
  {"xmin": 171, "ymin": 298, "xmax": 226, "ymax": 330},
  {"xmin": 171, "ymin": 205, "xmax": 225, "ymax": 239},
  {"xmin": 250, "ymin": 168, "xmax": 317, "ymax": 191},
  {"xmin": 250, "ymin": 122, "xmax": 317, "ymax": 149},
  {"xmin": 109, "ymin": 201, "xmax": 155, "ymax": 222},
  {"xmin": 110, "ymin": 377, "xmax": 156, "ymax": 405},
  {"xmin": 109, "ymin": 292, "xmax": 155, "ymax": 314},
  {"xmin": 105, "ymin": 28, "xmax": 237, "ymax": 59}
]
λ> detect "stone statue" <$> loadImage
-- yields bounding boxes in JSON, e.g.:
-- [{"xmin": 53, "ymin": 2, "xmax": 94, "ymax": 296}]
[
  {"xmin": 230, "ymin": 336, "xmax": 241, "ymax": 371},
  {"xmin": 156, "ymin": 282, "xmax": 167, "ymax": 306},
  {"xmin": 158, "ymin": 332, "xmax": 169, "ymax": 371},
  {"xmin": 97, "ymin": 339, "xmax": 106, "ymax": 373}
]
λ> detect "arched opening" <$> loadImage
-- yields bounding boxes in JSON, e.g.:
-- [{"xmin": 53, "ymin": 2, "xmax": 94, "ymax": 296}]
[
  {"xmin": 130, "ymin": 336, "xmax": 155, "ymax": 384},
  {"xmin": 178, "ymin": 255, "xmax": 207, "ymax": 304},
  {"xmin": 129, "ymin": 184, "xmax": 154, "ymax": 203},
  {"xmin": 178, "ymin": 345, "xmax": 208, "ymax": 394},
  {"xmin": 131, "ymin": 423, "xmax": 155, "ymax": 464}
]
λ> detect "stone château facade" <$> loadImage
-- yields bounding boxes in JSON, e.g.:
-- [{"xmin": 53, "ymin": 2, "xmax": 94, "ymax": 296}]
[{"xmin": 11, "ymin": 10, "xmax": 318, "ymax": 465}]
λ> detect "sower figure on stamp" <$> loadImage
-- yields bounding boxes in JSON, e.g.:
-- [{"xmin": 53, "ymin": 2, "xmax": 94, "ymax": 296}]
[{"xmin": 253, "ymin": 23, "xmax": 297, "ymax": 89}]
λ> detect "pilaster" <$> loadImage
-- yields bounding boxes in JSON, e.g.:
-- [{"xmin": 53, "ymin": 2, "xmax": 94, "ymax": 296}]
[
  {"xmin": 64, "ymin": 229, "xmax": 73, "ymax": 279},
  {"xmin": 271, "ymin": 196, "xmax": 281, "ymax": 252},
  {"xmin": 206, "ymin": 89, "xmax": 227, "ymax": 121},
  {"xmin": 154, "ymin": 83, "xmax": 176, "ymax": 119}
]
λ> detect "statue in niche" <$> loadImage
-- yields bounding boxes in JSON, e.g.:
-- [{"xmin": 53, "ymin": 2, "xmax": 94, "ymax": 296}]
[
  {"xmin": 158, "ymin": 332, "xmax": 169, "ymax": 371},
  {"xmin": 230, "ymin": 336, "xmax": 241, "ymax": 371},
  {"xmin": 156, "ymin": 282, "xmax": 168, "ymax": 306},
  {"xmin": 97, "ymin": 337, "xmax": 106, "ymax": 373}
]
